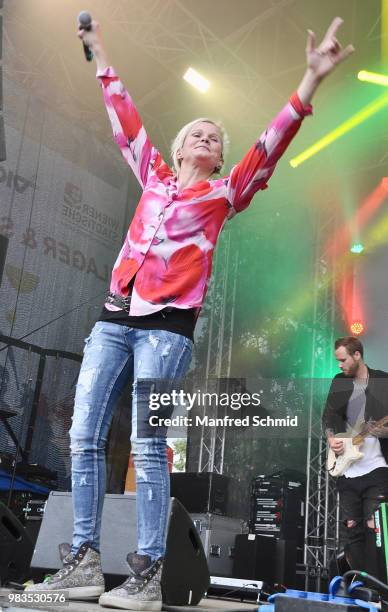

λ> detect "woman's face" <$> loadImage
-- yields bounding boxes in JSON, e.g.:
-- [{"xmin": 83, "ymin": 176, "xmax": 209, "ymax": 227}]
[{"xmin": 178, "ymin": 121, "xmax": 223, "ymax": 173}]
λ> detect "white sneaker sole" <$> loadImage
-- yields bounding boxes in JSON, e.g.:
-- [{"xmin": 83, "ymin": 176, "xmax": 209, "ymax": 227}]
[
  {"xmin": 99, "ymin": 592, "xmax": 162, "ymax": 610},
  {"xmin": 25, "ymin": 585, "xmax": 104, "ymax": 601},
  {"xmin": 67, "ymin": 585, "xmax": 105, "ymax": 599}
]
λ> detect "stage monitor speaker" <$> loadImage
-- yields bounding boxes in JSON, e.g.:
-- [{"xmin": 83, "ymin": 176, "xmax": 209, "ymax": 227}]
[
  {"xmin": 31, "ymin": 492, "xmax": 210, "ymax": 605},
  {"xmin": 0, "ymin": 501, "xmax": 34, "ymax": 586}
]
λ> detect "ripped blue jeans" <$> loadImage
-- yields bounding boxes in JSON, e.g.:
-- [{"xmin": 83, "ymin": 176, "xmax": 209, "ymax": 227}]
[{"xmin": 69, "ymin": 321, "xmax": 193, "ymax": 560}]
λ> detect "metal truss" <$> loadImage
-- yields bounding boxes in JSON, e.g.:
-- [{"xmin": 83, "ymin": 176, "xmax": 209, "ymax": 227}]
[
  {"xmin": 2, "ymin": 0, "xmax": 311, "ymax": 151},
  {"xmin": 304, "ymin": 203, "xmax": 340, "ymax": 591},
  {"xmin": 3, "ymin": 1, "xmax": 383, "ymax": 164},
  {"xmin": 109, "ymin": 0, "xmax": 298, "ymax": 149},
  {"xmin": 196, "ymin": 225, "xmax": 240, "ymax": 474}
]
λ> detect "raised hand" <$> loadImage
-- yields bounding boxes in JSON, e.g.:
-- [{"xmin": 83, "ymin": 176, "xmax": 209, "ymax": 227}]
[
  {"xmin": 77, "ymin": 19, "xmax": 109, "ymax": 73},
  {"xmin": 297, "ymin": 17, "xmax": 355, "ymax": 105},
  {"xmin": 306, "ymin": 17, "xmax": 354, "ymax": 81},
  {"xmin": 77, "ymin": 19, "xmax": 103, "ymax": 53}
]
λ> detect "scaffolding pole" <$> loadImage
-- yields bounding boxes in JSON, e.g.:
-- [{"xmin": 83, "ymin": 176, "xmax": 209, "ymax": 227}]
[
  {"xmin": 197, "ymin": 227, "xmax": 240, "ymax": 474},
  {"xmin": 304, "ymin": 203, "xmax": 340, "ymax": 591}
]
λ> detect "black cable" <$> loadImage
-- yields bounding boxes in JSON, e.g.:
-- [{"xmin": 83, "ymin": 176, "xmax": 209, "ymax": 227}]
[
  {"xmin": 207, "ymin": 581, "xmax": 261, "ymax": 600},
  {"xmin": 343, "ymin": 569, "xmax": 388, "ymax": 596},
  {"xmin": 0, "ymin": 290, "xmax": 106, "ymax": 352}
]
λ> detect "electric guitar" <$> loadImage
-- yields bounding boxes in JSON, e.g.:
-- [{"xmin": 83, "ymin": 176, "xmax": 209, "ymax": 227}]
[{"xmin": 327, "ymin": 415, "xmax": 388, "ymax": 477}]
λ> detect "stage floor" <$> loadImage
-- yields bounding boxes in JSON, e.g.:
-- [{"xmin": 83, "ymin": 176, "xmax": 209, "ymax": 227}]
[{"xmin": 0, "ymin": 589, "xmax": 260, "ymax": 611}]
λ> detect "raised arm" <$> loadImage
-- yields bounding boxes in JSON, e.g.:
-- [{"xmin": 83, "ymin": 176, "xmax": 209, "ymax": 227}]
[
  {"xmin": 77, "ymin": 21, "xmax": 167, "ymax": 188},
  {"xmin": 226, "ymin": 17, "xmax": 354, "ymax": 215},
  {"xmin": 297, "ymin": 17, "xmax": 354, "ymax": 105}
]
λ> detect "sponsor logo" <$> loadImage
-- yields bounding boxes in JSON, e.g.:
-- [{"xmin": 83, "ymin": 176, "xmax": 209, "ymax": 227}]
[{"xmin": 62, "ymin": 182, "xmax": 120, "ymax": 245}]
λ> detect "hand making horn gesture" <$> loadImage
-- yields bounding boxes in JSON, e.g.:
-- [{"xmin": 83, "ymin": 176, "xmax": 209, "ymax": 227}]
[
  {"xmin": 306, "ymin": 17, "xmax": 355, "ymax": 81},
  {"xmin": 297, "ymin": 17, "xmax": 355, "ymax": 105}
]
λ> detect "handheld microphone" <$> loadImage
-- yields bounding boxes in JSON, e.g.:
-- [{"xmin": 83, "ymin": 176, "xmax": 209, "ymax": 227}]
[{"xmin": 77, "ymin": 11, "xmax": 93, "ymax": 62}]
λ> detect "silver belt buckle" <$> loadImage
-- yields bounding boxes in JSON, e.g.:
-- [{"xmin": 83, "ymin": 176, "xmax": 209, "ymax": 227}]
[
  {"xmin": 107, "ymin": 292, "xmax": 131, "ymax": 313},
  {"xmin": 122, "ymin": 295, "xmax": 131, "ymax": 311}
]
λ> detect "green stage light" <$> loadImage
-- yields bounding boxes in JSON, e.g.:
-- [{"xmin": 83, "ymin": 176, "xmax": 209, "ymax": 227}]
[
  {"xmin": 350, "ymin": 243, "xmax": 364, "ymax": 254},
  {"xmin": 358, "ymin": 70, "xmax": 388, "ymax": 87},
  {"xmin": 290, "ymin": 93, "xmax": 388, "ymax": 168}
]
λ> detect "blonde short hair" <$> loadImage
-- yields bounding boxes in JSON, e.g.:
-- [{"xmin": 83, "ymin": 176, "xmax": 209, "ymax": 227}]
[{"xmin": 171, "ymin": 117, "xmax": 229, "ymax": 176}]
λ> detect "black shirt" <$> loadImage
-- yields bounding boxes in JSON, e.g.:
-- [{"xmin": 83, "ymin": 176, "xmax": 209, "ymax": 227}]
[{"xmin": 98, "ymin": 306, "xmax": 196, "ymax": 341}]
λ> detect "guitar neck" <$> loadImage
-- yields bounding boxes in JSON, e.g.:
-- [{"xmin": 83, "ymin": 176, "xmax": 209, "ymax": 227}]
[
  {"xmin": 352, "ymin": 415, "xmax": 388, "ymax": 446},
  {"xmin": 353, "ymin": 431, "xmax": 367, "ymax": 445}
]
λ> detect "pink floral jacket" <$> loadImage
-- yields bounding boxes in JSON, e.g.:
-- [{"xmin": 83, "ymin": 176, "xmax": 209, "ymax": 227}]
[{"xmin": 98, "ymin": 67, "xmax": 312, "ymax": 316}]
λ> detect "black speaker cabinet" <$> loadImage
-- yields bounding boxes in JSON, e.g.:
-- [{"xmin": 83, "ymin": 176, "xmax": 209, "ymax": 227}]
[
  {"xmin": 170, "ymin": 472, "xmax": 229, "ymax": 515},
  {"xmin": 31, "ymin": 492, "xmax": 209, "ymax": 605},
  {"xmin": 0, "ymin": 502, "xmax": 34, "ymax": 585},
  {"xmin": 233, "ymin": 533, "xmax": 303, "ymax": 589}
]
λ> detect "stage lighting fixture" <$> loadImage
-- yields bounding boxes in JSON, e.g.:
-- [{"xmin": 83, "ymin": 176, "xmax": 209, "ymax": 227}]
[
  {"xmin": 183, "ymin": 68, "xmax": 210, "ymax": 93},
  {"xmin": 350, "ymin": 243, "xmax": 364, "ymax": 254},
  {"xmin": 350, "ymin": 321, "xmax": 365, "ymax": 335},
  {"xmin": 290, "ymin": 93, "xmax": 388, "ymax": 168},
  {"xmin": 358, "ymin": 70, "xmax": 388, "ymax": 87}
]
